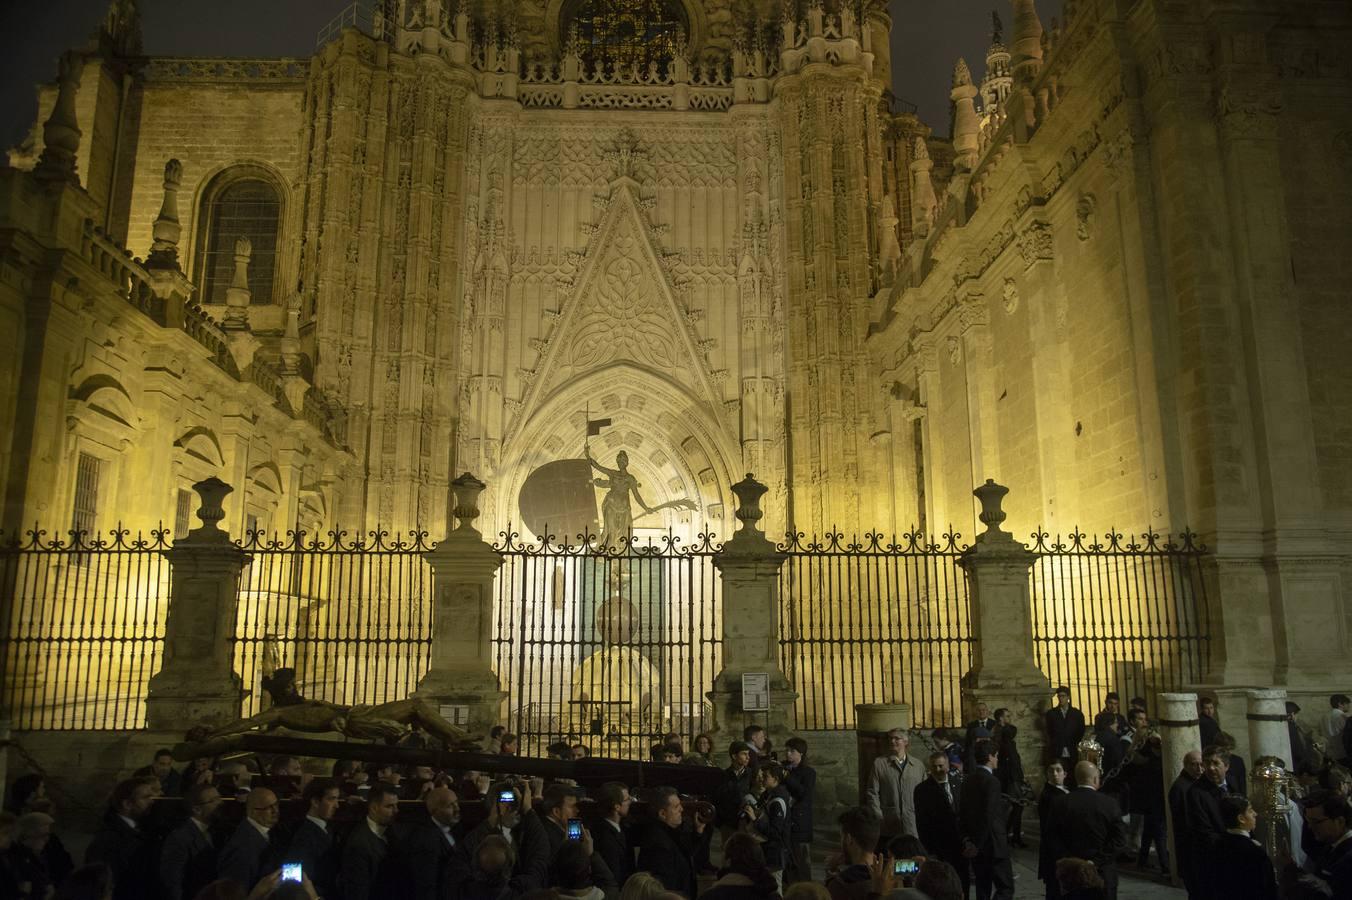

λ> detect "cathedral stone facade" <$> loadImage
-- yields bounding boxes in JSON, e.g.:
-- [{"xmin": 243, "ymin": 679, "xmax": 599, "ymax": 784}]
[{"xmin": 3, "ymin": 0, "xmax": 1351, "ymax": 690}]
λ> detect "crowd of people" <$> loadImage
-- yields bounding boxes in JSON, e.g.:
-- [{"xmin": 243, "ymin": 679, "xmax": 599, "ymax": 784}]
[{"xmin": 3, "ymin": 696, "xmax": 1350, "ymax": 900}]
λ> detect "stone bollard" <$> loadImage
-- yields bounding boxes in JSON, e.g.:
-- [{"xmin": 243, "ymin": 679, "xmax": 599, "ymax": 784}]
[
  {"xmin": 1158, "ymin": 691, "xmax": 1202, "ymax": 888},
  {"xmin": 1247, "ymin": 688, "xmax": 1293, "ymax": 769},
  {"xmin": 415, "ymin": 473, "xmax": 507, "ymax": 735},
  {"xmin": 146, "ymin": 478, "xmax": 248, "ymax": 730},
  {"xmin": 708, "ymin": 474, "xmax": 798, "ymax": 751},
  {"xmin": 958, "ymin": 480, "xmax": 1051, "ymax": 786}
]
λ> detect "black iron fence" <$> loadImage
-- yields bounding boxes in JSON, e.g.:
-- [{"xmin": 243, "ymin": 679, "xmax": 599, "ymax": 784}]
[
  {"xmin": 0, "ymin": 519, "xmax": 1212, "ymax": 742},
  {"xmin": 777, "ymin": 531, "xmax": 975, "ymax": 731},
  {"xmin": 232, "ymin": 530, "xmax": 435, "ymax": 717},
  {"xmin": 0, "ymin": 527, "xmax": 171, "ymax": 730},
  {"xmin": 492, "ymin": 531, "xmax": 722, "ymax": 759},
  {"xmin": 1029, "ymin": 529, "xmax": 1211, "ymax": 717}
]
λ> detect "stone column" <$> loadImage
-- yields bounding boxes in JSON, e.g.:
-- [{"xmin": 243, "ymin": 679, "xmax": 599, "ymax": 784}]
[
  {"xmin": 1158, "ymin": 691, "xmax": 1202, "ymax": 888},
  {"xmin": 415, "ymin": 473, "xmax": 506, "ymax": 734},
  {"xmin": 708, "ymin": 474, "xmax": 798, "ymax": 749},
  {"xmin": 146, "ymin": 478, "xmax": 247, "ymax": 730},
  {"xmin": 1247, "ymin": 688, "xmax": 1293, "ymax": 769},
  {"xmin": 959, "ymin": 480, "xmax": 1050, "ymax": 782}
]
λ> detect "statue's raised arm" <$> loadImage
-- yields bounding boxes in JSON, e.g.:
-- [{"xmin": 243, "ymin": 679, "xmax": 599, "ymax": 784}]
[{"xmin": 585, "ymin": 444, "xmax": 621, "ymax": 479}]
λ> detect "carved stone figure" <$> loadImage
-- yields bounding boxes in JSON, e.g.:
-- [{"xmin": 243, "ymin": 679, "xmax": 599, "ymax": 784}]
[
  {"xmin": 585, "ymin": 446, "xmax": 697, "ymax": 546},
  {"xmin": 206, "ymin": 668, "xmax": 475, "ymax": 748}
]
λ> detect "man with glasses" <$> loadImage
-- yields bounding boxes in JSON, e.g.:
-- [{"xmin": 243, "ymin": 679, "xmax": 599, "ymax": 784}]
[
  {"xmin": 217, "ymin": 787, "xmax": 279, "ymax": 891},
  {"xmin": 866, "ymin": 728, "xmax": 925, "ymax": 841},
  {"xmin": 1303, "ymin": 794, "xmax": 1352, "ymax": 896},
  {"xmin": 159, "ymin": 783, "xmax": 222, "ymax": 900}
]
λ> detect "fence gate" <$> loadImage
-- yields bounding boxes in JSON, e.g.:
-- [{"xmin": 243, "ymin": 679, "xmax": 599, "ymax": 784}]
[{"xmin": 492, "ymin": 533, "xmax": 721, "ymax": 759}]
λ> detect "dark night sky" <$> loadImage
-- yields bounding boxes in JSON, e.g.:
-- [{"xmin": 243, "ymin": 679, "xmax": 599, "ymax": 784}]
[{"xmin": 0, "ymin": 0, "xmax": 1061, "ymax": 153}]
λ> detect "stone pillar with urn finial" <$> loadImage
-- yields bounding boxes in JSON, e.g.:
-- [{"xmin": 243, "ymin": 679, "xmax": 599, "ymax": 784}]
[
  {"xmin": 146, "ymin": 477, "xmax": 248, "ymax": 730},
  {"xmin": 415, "ymin": 472, "xmax": 507, "ymax": 734},
  {"xmin": 708, "ymin": 474, "xmax": 798, "ymax": 749},
  {"xmin": 959, "ymin": 479, "xmax": 1051, "ymax": 781}
]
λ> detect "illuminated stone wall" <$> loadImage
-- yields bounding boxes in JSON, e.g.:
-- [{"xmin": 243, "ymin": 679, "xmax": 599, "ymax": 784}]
[{"xmin": 869, "ymin": 0, "xmax": 1352, "ymax": 689}]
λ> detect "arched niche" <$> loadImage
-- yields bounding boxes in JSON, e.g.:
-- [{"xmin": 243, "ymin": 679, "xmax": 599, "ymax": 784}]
[{"xmin": 495, "ymin": 363, "xmax": 738, "ymax": 545}]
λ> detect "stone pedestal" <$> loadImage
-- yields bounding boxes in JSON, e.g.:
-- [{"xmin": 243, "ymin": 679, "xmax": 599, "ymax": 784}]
[
  {"xmin": 708, "ymin": 475, "xmax": 798, "ymax": 749},
  {"xmin": 146, "ymin": 478, "xmax": 247, "ymax": 731},
  {"xmin": 959, "ymin": 481, "xmax": 1051, "ymax": 783},
  {"xmin": 415, "ymin": 473, "xmax": 507, "ymax": 735},
  {"xmin": 1158, "ymin": 691, "xmax": 1201, "ymax": 888}
]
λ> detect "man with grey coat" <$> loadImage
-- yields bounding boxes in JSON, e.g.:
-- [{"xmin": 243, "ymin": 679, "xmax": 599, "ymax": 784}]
[
  {"xmin": 217, "ymin": 787, "xmax": 279, "ymax": 892},
  {"xmin": 865, "ymin": 728, "xmax": 926, "ymax": 842}
]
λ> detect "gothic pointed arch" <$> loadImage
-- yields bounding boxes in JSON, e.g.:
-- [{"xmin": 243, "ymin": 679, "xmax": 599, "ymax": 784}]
[{"xmin": 509, "ymin": 178, "xmax": 732, "ymax": 446}]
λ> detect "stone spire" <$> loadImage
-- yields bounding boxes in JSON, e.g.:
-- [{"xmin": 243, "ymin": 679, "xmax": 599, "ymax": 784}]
[
  {"xmin": 1010, "ymin": 0, "xmax": 1044, "ymax": 85},
  {"xmin": 223, "ymin": 237, "xmax": 253, "ymax": 330},
  {"xmin": 36, "ymin": 51, "xmax": 83, "ymax": 183},
  {"xmin": 877, "ymin": 192, "xmax": 902, "ymax": 284},
  {"xmin": 951, "ymin": 58, "xmax": 980, "ymax": 171},
  {"xmin": 146, "ymin": 159, "xmax": 183, "ymax": 271},
  {"xmin": 280, "ymin": 292, "xmax": 304, "ymax": 373},
  {"xmin": 982, "ymin": 10, "xmax": 1013, "ymax": 112},
  {"xmin": 98, "ymin": 0, "xmax": 143, "ymax": 57},
  {"xmin": 910, "ymin": 137, "xmax": 937, "ymax": 238}
]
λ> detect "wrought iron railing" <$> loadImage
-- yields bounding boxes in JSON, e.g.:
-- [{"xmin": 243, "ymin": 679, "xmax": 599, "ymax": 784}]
[
  {"xmin": 0, "ymin": 527, "xmax": 171, "ymax": 730},
  {"xmin": 491, "ymin": 530, "xmax": 722, "ymax": 759},
  {"xmin": 777, "ymin": 530, "xmax": 974, "ymax": 731},
  {"xmin": 1029, "ymin": 529, "xmax": 1211, "ymax": 717},
  {"xmin": 233, "ymin": 530, "xmax": 435, "ymax": 717}
]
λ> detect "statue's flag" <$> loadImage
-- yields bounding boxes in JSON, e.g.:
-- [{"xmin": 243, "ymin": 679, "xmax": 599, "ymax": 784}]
[{"xmin": 586, "ymin": 417, "xmax": 612, "ymax": 436}]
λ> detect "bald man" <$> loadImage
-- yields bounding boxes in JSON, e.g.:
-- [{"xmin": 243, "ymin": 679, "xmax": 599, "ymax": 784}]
[
  {"xmin": 217, "ymin": 787, "xmax": 279, "ymax": 891},
  {"xmin": 1169, "ymin": 750, "xmax": 1204, "ymax": 896},
  {"xmin": 399, "ymin": 786, "xmax": 470, "ymax": 900},
  {"xmin": 1050, "ymin": 762, "xmax": 1126, "ymax": 900}
]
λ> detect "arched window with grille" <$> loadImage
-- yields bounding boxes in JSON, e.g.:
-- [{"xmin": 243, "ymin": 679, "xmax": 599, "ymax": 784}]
[
  {"xmin": 561, "ymin": 0, "xmax": 690, "ymax": 74},
  {"xmin": 193, "ymin": 168, "xmax": 283, "ymax": 305}
]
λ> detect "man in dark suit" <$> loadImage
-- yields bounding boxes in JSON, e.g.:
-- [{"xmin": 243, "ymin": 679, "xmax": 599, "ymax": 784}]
[
  {"xmin": 134, "ymin": 748, "xmax": 183, "ymax": 798},
  {"xmin": 965, "ymin": 701, "xmax": 996, "ymax": 766},
  {"xmin": 398, "ymin": 785, "xmax": 469, "ymax": 900},
  {"xmin": 85, "ymin": 776, "xmax": 160, "ymax": 900},
  {"xmin": 715, "ymin": 741, "xmax": 756, "ymax": 835},
  {"xmin": 1198, "ymin": 697, "xmax": 1221, "ymax": 748},
  {"xmin": 1168, "ymin": 750, "xmax": 1203, "ymax": 897},
  {"xmin": 783, "ymin": 736, "xmax": 818, "ymax": 885},
  {"xmin": 635, "ymin": 785, "xmax": 712, "ymax": 896},
  {"xmin": 1051, "ymin": 762, "xmax": 1126, "ymax": 899},
  {"xmin": 959, "ymin": 738, "xmax": 1013, "ymax": 900},
  {"xmin": 914, "ymin": 750, "xmax": 968, "ymax": 897},
  {"xmin": 217, "ymin": 787, "xmax": 280, "ymax": 892},
  {"xmin": 592, "ymin": 782, "xmax": 633, "ymax": 886},
  {"xmin": 1209, "ymin": 794, "xmax": 1277, "ymax": 900},
  {"xmin": 1184, "ymin": 746, "xmax": 1230, "ymax": 897},
  {"xmin": 338, "ymin": 782, "xmax": 399, "ymax": 900},
  {"xmin": 463, "ymin": 781, "xmax": 551, "ymax": 892},
  {"xmin": 284, "ymin": 778, "xmax": 340, "ymax": 895},
  {"xmin": 532, "ymin": 782, "xmax": 618, "ymax": 891},
  {"xmin": 1305, "ymin": 793, "xmax": 1352, "ymax": 897},
  {"xmin": 159, "ymin": 783, "xmax": 222, "ymax": 900},
  {"xmin": 1044, "ymin": 687, "xmax": 1086, "ymax": 766}
]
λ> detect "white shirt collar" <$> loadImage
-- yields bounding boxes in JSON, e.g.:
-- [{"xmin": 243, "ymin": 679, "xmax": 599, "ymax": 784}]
[
  {"xmin": 605, "ymin": 818, "xmax": 622, "ymax": 832},
  {"xmin": 1333, "ymin": 830, "xmax": 1352, "ymax": 849},
  {"xmin": 367, "ymin": 817, "xmax": 387, "ymax": 840},
  {"xmin": 118, "ymin": 815, "xmax": 138, "ymax": 831},
  {"xmin": 192, "ymin": 817, "xmax": 211, "ymax": 833},
  {"xmin": 306, "ymin": 816, "xmax": 328, "ymax": 832},
  {"xmin": 979, "ymin": 765, "xmax": 994, "ymax": 774},
  {"xmin": 248, "ymin": 818, "xmax": 271, "ymax": 838}
]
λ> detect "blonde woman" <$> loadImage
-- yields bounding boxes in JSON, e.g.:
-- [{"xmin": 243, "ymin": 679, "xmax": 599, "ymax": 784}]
[{"xmin": 620, "ymin": 872, "xmax": 667, "ymax": 900}]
